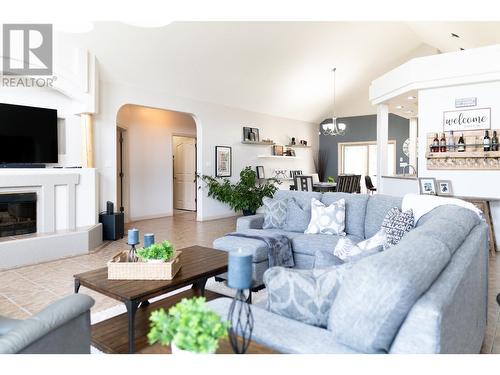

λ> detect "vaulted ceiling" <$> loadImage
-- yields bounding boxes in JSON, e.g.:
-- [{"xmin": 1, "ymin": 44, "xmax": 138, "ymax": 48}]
[{"xmin": 57, "ymin": 21, "xmax": 500, "ymax": 123}]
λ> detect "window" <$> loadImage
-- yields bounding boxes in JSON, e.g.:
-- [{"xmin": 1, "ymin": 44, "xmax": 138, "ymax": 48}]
[{"xmin": 338, "ymin": 141, "xmax": 396, "ymax": 193}]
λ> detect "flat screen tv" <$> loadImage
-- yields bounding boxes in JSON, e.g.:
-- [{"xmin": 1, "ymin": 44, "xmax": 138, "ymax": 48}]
[{"xmin": 0, "ymin": 103, "xmax": 58, "ymax": 164}]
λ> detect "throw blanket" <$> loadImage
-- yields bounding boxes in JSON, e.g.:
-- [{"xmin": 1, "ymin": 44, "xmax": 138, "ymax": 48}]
[
  {"xmin": 226, "ymin": 232, "xmax": 295, "ymax": 268},
  {"xmin": 402, "ymin": 193, "xmax": 484, "ymax": 223}
]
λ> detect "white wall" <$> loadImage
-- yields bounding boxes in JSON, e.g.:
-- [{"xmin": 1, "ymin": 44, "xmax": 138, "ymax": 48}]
[
  {"xmin": 418, "ymin": 81, "xmax": 500, "ymax": 248},
  {"xmin": 117, "ymin": 105, "xmax": 196, "ymax": 221},
  {"xmin": 95, "ymin": 82, "xmax": 318, "ymax": 221}
]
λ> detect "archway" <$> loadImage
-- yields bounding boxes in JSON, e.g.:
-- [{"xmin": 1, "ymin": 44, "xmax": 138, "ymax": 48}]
[{"xmin": 116, "ymin": 104, "xmax": 202, "ymax": 222}]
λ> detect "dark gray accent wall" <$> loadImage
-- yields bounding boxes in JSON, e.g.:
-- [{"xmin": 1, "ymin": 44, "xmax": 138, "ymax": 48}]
[{"xmin": 319, "ymin": 113, "xmax": 409, "ymax": 179}]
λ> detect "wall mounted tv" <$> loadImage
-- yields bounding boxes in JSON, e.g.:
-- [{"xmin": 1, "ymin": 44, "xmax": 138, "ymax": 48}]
[{"xmin": 0, "ymin": 103, "xmax": 58, "ymax": 164}]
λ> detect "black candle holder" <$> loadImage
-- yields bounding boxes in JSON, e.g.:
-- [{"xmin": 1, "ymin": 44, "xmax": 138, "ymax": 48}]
[
  {"xmin": 127, "ymin": 243, "xmax": 139, "ymax": 262},
  {"xmin": 227, "ymin": 289, "xmax": 254, "ymax": 354}
]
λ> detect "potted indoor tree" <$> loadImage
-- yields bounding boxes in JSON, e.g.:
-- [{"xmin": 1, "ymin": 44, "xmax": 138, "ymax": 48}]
[
  {"xmin": 137, "ymin": 240, "xmax": 175, "ymax": 263},
  {"xmin": 148, "ymin": 297, "xmax": 230, "ymax": 354},
  {"xmin": 201, "ymin": 166, "xmax": 279, "ymax": 215}
]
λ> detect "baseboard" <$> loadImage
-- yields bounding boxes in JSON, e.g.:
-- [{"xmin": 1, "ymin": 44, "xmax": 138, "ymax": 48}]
[
  {"xmin": 129, "ymin": 212, "xmax": 173, "ymax": 222},
  {"xmin": 197, "ymin": 212, "xmax": 238, "ymax": 221}
]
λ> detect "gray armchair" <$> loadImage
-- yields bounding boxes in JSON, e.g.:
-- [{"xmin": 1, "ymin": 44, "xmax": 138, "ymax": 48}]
[{"xmin": 0, "ymin": 294, "xmax": 94, "ymax": 354}]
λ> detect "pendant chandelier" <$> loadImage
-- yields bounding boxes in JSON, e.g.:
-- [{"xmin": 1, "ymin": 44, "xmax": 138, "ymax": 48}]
[{"xmin": 320, "ymin": 67, "xmax": 346, "ymax": 136}]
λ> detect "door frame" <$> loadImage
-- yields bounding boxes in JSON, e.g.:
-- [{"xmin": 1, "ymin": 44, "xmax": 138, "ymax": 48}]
[
  {"xmin": 338, "ymin": 140, "xmax": 397, "ymax": 176},
  {"xmin": 172, "ymin": 134, "xmax": 197, "ymax": 212},
  {"xmin": 117, "ymin": 126, "xmax": 130, "ymax": 223}
]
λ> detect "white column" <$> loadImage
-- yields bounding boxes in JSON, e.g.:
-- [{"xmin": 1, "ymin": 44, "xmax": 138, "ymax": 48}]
[
  {"xmin": 409, "ymin": 117, "xmax": 418, "ymax": 172},
  {"xmin": 80, "ymin": 113, "xmax": 94, "ymax": 168},
  {"xmin": 376, "ymin": 103, "xmax": 389, "ymax": 191}
]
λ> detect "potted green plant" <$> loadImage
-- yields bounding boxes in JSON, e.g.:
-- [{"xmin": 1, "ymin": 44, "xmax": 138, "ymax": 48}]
[
  {"xmin": 201, "ymin": 166, "xmax": 279, "ymax": 215},
  {"xmin": 148, "ymin": 297, "xmax": 230, "ymax": 354},
  {"xmin": 137, "ymin": 240, "xmax": 175, "ymax": 263},
  {"xmin": 327, "ymin": 176, "xmax": 335, "ymax": 183}
]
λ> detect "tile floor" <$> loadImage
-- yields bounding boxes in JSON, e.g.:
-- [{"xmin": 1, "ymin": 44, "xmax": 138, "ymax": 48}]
[{"xmin": 0, "ymin": 210, "xmax": 499, "ymax": 353}]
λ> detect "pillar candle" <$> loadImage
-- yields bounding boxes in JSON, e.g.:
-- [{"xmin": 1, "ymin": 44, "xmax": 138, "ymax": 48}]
[
  {"xmin": 144, "ymin": 233, "xmax": 155, "ymax": 248},
  {"xmin": 228, "ymin": 248, "xmax": 252, "ymax": 290},
  {"xmin": 128, "ymin": 228, "xmax": 139, "ymax": 245}
]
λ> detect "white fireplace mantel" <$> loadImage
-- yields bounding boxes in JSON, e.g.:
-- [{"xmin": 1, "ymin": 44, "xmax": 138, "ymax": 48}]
[{"xmin": 0, "ymin": 168, "xmax": 102, "ymax": 269}]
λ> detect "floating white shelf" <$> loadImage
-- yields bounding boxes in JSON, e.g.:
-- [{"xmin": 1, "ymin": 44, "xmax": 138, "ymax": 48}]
[
  {"xmin": 241, "ymin": 141, "xmax": 275, "ymax": 145},
  {"xmin": 285, "ymin": 144, "xmax": 311, "ymax": 148},
  {"xmin": 257, "ymin": 155, "xmax": 299, "ymax": 159}
]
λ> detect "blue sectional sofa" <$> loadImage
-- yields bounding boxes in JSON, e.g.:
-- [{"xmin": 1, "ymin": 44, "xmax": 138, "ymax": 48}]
[{"xmin": 210, "ymin": 191, "xmax": 489, "ymax": 353}]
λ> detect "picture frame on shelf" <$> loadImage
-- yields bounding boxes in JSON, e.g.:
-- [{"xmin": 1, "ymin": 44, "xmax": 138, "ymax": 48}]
[
  {"xmin": 272, "ymin": 145, "xmax": 284, "ymax": 156},
  {"xmin": 215, "ymin": 146, "xmax": 232, "ymax": 177},
  {"xmin": 243, "ymin": 127, "xmax": 252, "ymax": 141},
  {"xmin": 437, "ymin": 180, "xmax": 453, "ymax": 196},
  {"xmin": 256, "ymin": 166, "xmax": 265, "ymax": 179},
  {"xmin": 418, "ymin": 177, "xmax": 437, "ymax": 195},
  {"xmin": 251, "ymin": 128, "xmax": 260, "ymax": 142}
]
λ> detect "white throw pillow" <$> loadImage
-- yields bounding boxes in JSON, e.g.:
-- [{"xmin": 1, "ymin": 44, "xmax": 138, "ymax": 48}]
[
  {"xmin": 334, "ymin": 229, "xmax": 386, "ymax": 261},
  {"xmin": 305, "ymin": 198, "xmax": 346, "ymax": 235}
]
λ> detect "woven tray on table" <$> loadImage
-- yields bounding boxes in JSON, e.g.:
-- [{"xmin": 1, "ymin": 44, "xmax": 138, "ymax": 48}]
[{"xmin": 107, "ymin": 251, "xmax": 182, "ymax": 280}]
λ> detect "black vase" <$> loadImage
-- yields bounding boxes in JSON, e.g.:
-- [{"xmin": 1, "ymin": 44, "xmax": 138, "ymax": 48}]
[{"xmin": 242, "ymin": 209, "xmax": 256, "ymax": 216}]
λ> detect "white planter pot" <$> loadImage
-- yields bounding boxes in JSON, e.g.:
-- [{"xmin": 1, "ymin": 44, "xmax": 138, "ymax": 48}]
[{"xmin": 171, "ymin": 342, "xmax": 216, "ymax": 354}]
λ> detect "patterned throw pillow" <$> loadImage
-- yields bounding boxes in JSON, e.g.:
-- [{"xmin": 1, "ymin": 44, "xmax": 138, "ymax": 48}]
[
  {"xmin": 381, "ymin": 207, "xmax": 415, "ymax": 249},
  {"xmin": 305, "ymin": 198, "xmax": 346, "ymax": 235},
  {"xmin": 283, "ymin": 198, "xmax": 311, "ymax": 233},
  {"xmin": 262, "ymin": 197, "xmax": 288, "ymax": 229},
  {"xmin": 263, "ymin": 265, "xmax": 351, "ymax": 327},
  {"xmin": 333, "ymin": 229, "xmax": 386, "ymax": 261}
]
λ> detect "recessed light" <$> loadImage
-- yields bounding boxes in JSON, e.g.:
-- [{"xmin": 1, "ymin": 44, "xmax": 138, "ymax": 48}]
[
  {"xmin": 396, "ymin": 105, "xmax": 404, "ymax": 109},
  {"xmin": 451, "ymin": 33, "xmax": 460, "ymax": 38},
  {"xmin": 407, "ymin": 96, "xmax": 416, "ymax": 100}
]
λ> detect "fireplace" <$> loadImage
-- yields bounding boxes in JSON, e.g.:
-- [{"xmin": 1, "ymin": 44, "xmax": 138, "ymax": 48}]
[{"xmin": 0, "ymin": 193, "xmax": 37, "ymax": 237}]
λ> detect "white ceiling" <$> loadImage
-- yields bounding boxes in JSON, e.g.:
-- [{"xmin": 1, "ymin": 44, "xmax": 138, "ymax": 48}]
[{"xmin": 57, "ymin": 22, "xmax": 500, "ymax": 123}]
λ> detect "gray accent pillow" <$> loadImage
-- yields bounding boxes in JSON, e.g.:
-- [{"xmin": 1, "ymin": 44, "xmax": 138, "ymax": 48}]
[
  {"xmin": 328, "ymin": 230, "xmax": 451, "ymax": 353},
  {"xmin": 283, "ymin": 198, "xmax": 311, "ymax": 233},
  {"xmin": 262, "ymin": 197, "xmax": 288, "ymax": 229},
  {"xmin": 264, "ymin": 265, "xmax": 350, "ymax": 327},
  {"xmin": 381, "ymin": 207, "xmax": 415, "ymax": 249}
]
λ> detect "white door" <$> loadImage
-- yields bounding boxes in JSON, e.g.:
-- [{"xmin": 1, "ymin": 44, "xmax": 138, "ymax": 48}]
[{"xmin": 173, "ymin": 136, "xmax": 196, "ymax": 211}]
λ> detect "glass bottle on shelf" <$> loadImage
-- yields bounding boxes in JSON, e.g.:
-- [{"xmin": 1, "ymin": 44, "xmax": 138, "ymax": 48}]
[
  {"xmin": 440, "ymin": 133, "xmax": 447, "ymax": 152},
  {"xmin": 447, "ymin": 130, "xmax": 455, "ymax": 152},
  {"xmin": 492, "ymin": 130, "xmax": 499, "ymax": 151},
  {"xmin": 431, "ymin": 133, "xmax": 439, "ymax": 152},
  {"xmin": 457, "ymin": 133, "xmax": 466, "ymax": 152},
  {"xmin": 484, "ymin": 130, "xmax": 491, "ymax": 152}
]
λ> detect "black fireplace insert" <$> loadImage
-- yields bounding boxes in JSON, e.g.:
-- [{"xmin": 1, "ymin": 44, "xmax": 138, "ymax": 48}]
[{"xmin": 0, "ymin": 193, "xmax": 37, "ymax": 237}]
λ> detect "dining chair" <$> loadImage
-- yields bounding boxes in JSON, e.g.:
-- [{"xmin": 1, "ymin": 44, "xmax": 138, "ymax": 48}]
[
  {"xmin": 365, "ymin": 175, "xmax": 377, "ymax": 195},
  {"xmin": 294, "ymin": 175, "xmax": 313, "ymax": 192}
]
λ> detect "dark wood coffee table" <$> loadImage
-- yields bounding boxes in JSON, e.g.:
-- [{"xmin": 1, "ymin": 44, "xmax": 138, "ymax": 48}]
[
  {"xmin": 74, "ymin": 245, "xmax": 228, "ymax": 354},
  {"xmin": 141, "ymin": 338, "xmax": 277, "ymax": 354}
]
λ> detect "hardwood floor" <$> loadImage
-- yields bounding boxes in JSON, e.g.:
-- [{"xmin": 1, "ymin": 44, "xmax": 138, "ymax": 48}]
[{"xmin": 0, "ymin": 210, "xmax": 499, "ymax": 353}]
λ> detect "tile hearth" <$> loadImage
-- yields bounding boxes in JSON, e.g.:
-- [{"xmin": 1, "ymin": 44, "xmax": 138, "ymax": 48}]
[{"xmin": 0, "ymin": 210, "xmax": 499, "ymax": 353}]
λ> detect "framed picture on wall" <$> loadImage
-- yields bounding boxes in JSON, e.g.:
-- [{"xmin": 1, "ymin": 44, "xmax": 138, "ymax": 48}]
[
  {"xmin": 437, "ymin": 180, "xmax": 453, "ymax": 196},
  {"xmin": 215, "ymin": 146, "xmax": 232, "ymax": 177},
  {"xmin": 256, "ymin": 166, "xmax": 265, "ymax": 179},
  {"xmin": 418, "ymin": 177, "xmax": 437, "ymax": 195},
  {"xmin": 251, "ymin": 128, "xmax": 260, "ymax": 142}
]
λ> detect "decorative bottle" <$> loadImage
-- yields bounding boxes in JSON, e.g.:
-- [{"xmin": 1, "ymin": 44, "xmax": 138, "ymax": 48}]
[
  {"xmin": 440, "ymin": 133, "xmax": 447, "ymax": 152},
  {"xmin": 457, "ymin": 134, "xmax": 466, "ymax": 152},
  {"xmin": 483, "ymin": 130, "xmax": 491, "ymax": 152},
  {"xmin": 492, "ymin": 130, "xmax": 499, "ymax": 151}
]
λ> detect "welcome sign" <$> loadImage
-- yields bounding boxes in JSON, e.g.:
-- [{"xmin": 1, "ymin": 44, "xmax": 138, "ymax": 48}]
[{"xmin": 443, "ymin": 108, "xmax": 491, "ymax": 132}]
